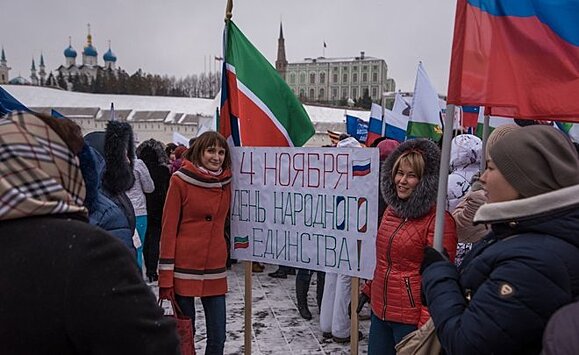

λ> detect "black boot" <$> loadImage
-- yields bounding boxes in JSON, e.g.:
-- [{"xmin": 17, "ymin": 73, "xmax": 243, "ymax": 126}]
[
  {"xmin": 268, "ymin": 266, "xmax": 288, "ymax": 279},
  {"xmin": 296, "ymin": 278, "xmax": 312, "ymax": 320}
]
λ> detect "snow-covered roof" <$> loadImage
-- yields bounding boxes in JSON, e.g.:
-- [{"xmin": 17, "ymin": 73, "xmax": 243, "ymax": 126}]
[
  {"xmin": 2, "ymin": 85, "xmax": 216, "ymax": 123},
  {"xmin": 1, "ymin": 84, "xmax": 366, "ymax": 124}
]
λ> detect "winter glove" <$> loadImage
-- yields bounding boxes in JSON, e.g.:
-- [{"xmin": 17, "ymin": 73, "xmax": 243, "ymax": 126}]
[
  {"xmin": 159, "ymin": 287, "xmax": 175, "ymax": 300},
  {"xmin": 348, "ymin": 293, "xmax": 370, "ymax": 318},
  {"xmin": 356, "ymin": 293, "xmax": 370, "ymax": 314},
  {"xmin": 420, "ymin": 246, "xmax": 448, "ymax": 275}
]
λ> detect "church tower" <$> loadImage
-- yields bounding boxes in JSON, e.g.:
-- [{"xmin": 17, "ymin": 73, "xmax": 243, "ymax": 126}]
[
  {"xmin": 103, "ymin": 40, "xmax": 117, "ymax": 70},
  {"xmin": 0, "ymin": 47, "xmax": 10, "ymax": 84},
  {"xmin": 82, "ymin": 24, "xmax": 98, "ymax": 67},
  {"xmin": 275, "ymin": 22, "xmax": 288, "ymax": 81},
  {"xmin": 64, "ymin": 37, "xmax": 78, "ymax": 67},
  {"xmin": 39, "ymin": 53, "xmax": 46, "ymax": 85},
  {"xmin": 30, "ymin": 58, "xmax": 39, "ymax": 85}
]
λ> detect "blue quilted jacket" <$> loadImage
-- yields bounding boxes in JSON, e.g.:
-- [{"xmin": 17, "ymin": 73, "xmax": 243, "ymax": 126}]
[{"xmin": 79, "ymin": 145, "xmax": 136, "ymax": 257}]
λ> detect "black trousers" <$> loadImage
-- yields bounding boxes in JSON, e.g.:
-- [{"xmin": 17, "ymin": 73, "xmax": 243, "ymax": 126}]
[{"xmin": 143, "ymin": 221, "xmax": 161, "ymax": 276}]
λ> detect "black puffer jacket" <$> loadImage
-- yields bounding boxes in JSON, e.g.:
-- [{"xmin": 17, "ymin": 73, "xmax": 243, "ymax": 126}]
[{"xmin": 422, "ymin": 184, "xmax": 579, "ymax": 355}]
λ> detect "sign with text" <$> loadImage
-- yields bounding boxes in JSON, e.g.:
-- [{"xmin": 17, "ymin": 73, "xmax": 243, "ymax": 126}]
[{"xmin": 230, "ymin": 147, "xmax": 379, "ymax": 278}]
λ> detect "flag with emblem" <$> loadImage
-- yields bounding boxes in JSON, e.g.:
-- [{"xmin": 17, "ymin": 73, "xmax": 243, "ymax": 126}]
[
  {"xmin": 407, "ymin": 62, "xmax": 443, "ymax": 141},
  {"xmin": 219, "ymin": 20, "xmax": 315, "ymax": 147}
]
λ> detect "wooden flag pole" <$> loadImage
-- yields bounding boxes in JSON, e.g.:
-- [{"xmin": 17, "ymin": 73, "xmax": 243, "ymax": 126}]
[
  {"xmin": 350, "ymin": 277, "xmax": 360, "ymax": 355},
  {"xmin": 244, "ymin": 261, "xmax": 252, "ymax": 355}
]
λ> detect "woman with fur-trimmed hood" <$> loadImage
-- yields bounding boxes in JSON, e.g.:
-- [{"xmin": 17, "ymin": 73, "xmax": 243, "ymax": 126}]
[
  {"xmin": 359, "ymin": 139, "xmax": 457, "ymax": 355},
  {"xmin": 86, "ymin": 122, "xmax": 137, "ymax": 258}
]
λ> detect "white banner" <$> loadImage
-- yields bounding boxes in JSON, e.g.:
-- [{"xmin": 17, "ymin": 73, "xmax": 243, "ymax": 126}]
[{"xmin": 230, "ymin": 147, "xmax": 379, "ymax": 278}]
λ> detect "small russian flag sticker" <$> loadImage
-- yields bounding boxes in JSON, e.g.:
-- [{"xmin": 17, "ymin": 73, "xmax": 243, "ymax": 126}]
[{"xmin": 352, "ymin": 159, "xmax": 371, "ymax": 177}]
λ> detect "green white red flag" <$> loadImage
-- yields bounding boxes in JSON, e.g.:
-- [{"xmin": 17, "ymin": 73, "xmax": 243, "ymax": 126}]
[{"xmin": 219, "ymin": 21, "xmax": 314, "ymax": 147}]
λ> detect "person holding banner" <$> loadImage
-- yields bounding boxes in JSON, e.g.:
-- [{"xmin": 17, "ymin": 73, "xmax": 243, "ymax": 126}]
[
  {"xmin": 359, "ymin": 138, "xmax": 457, "ymax": 355},
  {"xmin": 421, "ymin": 125, "xmax": 579, "ymax": 354},
  {"xmin": 158, "ymin": 131, "xmax": 232, "ymax": 355}
]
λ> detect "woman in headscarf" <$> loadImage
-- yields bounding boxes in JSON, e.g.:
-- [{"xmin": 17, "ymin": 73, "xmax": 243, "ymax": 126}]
[{"xmin": 0, "ymin": 111, "xmax": 178, "ymax": 354}]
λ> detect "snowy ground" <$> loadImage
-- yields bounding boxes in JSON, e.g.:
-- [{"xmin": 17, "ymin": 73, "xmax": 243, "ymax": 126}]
[{"xmin": 152, "ymin": 262, "xmax": 371, "ymax": 354}]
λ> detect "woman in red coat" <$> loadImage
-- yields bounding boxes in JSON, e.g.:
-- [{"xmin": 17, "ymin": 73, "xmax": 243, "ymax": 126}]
[
  {"xmin": 360, "ymin": 139, "xmax": 457, "ymax": 355},
  {"xmin": 159, "ymin": 131, "xmax": 232, "ymax": 355}
]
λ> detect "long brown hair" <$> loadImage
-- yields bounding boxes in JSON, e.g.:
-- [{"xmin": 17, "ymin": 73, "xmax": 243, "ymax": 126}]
[{"xmin": 184, "ymin": 131, "xmax": 231, "ymax": 170}]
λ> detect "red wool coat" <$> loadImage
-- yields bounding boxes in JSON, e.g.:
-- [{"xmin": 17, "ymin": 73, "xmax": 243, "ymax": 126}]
[
  {"xmin": 158, "ymin": 161, "xmax": 232, "ymax": 297},
  {"xmin": 363, "ymin": 206, "xmax": 457, "ymax": 326}
]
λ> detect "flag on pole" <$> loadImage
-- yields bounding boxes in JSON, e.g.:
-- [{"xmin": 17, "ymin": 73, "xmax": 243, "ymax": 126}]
[
  {"xmin": 346, "ymin": 114, "xmax": 368, "ymax": 143},
  {"xmin": 392, "ymin": 92, "xmax": 411, "ymax": 116},
  {"xmin": 383, "ymin": 108, "xmax": 408, "ymax": 142},
  {"xmin": 447, "ymin": 0, "xmax": 579, "ymax": 122},
  {"xmin": 366, "ymin": 103, "xmax": 384, "ymax": 146},
  {"xmin": 462, "ymin": 106, "xmax": 480, "ymax": 128},
  {"xmin": 219, "ymin": 20, "xmax": 315, "ymax": 146},
  {"xmin": 0, "ymin": 86, "xmax": 30, "ymax": 116},
  {"xmin": 407, "ymin": 62, "xmax": 443, "ymax": 141}
]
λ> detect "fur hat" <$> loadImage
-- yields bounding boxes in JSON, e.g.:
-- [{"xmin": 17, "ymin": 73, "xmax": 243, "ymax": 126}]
[
  {"xmin": 102, "ymin": 121, "xmax": 135, "ymax": 194},
  {"xmin": 490, "ymin": 125, "xmax": 579, "ymax": 198}
]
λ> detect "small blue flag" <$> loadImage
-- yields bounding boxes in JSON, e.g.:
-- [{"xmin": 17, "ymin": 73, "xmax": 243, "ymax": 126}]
[{"xmin": 346, "ymin": 115, "xmax": 368, "ymax": 143}]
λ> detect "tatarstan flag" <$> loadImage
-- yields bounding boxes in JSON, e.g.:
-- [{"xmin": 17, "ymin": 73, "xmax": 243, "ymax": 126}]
[{"xmin": 219, "ymin": 21, "xmax": 315, "ymax": 147}]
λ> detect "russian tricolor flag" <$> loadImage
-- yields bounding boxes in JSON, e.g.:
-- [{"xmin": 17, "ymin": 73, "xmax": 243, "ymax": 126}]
[
  {"xmin": 462, "ymin": 106, "xmax": 480, "ymax": 128},
  {"xmin": 448, "ymin": 0, "xmax": 579, "ymax": 122},
  {"xmin": 352, "ymin": 159, "xmax": 371, "ymax": 177},
  {"xmin": 366, "ymin": 103, "xmax": 384, "ymax": 146}
]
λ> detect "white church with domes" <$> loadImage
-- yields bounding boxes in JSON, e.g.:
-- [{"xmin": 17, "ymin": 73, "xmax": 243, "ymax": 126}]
[
  {"xmin": 56, "ymin": 25, "xmax": 119, "ymax": 84},
  {"xmin": 1, "ymin": 25, "xmax": 120, "ymax": 88}
]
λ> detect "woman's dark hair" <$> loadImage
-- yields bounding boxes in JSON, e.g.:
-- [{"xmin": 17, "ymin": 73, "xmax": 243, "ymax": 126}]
[
  {"xmin": 165, "ymin": 143, "xmax": 177, "ymax": 157},
  {"xmin": 35, "ymin": 113, "xmax": 84, "ymax": 155},
  {"xmin": 184, "ymin": 131, "xmax": 231, "ymax": 170}
]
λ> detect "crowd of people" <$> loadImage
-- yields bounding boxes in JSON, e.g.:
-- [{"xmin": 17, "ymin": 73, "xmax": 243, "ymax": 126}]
[{"xmin": 1, "ymin": 109, "xmax": 578, "ymax": 354}]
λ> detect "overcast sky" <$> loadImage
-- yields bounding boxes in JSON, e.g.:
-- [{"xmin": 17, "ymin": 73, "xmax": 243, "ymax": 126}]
[{"xmin": 1, "ymin": 0, "xmax": 456, "ymax": 93}]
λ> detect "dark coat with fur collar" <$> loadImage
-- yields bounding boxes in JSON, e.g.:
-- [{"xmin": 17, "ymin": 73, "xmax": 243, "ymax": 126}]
[{"xmin": 364, "ymin": 139, "xmax": 457, "ymax": 326}]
